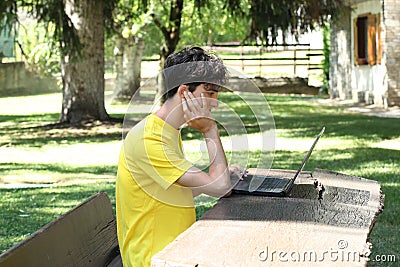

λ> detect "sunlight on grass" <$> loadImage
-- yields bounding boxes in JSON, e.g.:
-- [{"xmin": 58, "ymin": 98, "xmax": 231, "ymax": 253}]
[
  {"xmin": 0, "ymin": 142, "xmax": 122, "ymax": 166},
  {"xmin": 0, "ymin": 93, "xmax": 62, "ymax": 115},
  {"xmin": 0, "ymin": 170, "xmax": 116, "ymax": 188},
  {"xmin": 371, "ymin": 137, "xmax": 400, "ymax": 150},
  {"xmin": 274, "ymin": 137, "xmax": 357, "ymax": 150}
]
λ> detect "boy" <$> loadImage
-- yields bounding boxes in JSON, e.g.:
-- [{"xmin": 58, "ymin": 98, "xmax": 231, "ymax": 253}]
[{"xmin": 116, "ymin": 47, "xmax": 245, "ymax": 266}]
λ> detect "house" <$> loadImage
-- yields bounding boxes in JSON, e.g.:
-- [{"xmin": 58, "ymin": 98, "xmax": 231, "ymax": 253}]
[{"xmin": 330, "ymin": 0, "xmax": 400, "ymax": 108}]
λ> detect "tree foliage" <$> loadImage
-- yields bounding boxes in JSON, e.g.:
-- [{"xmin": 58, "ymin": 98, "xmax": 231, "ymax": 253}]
[
  {"xmin": 243, "ymin": 0, "xmax": 345, "ymax": 45},
  {"xmin": 179, "ymin": 0, "xmax": 249, "ymax": 46},
  {"xmin": 0, "ymin": 1, "xmax": 125, "ymax": 124},
  {"xmin": 0, "ymin": 1, "xmax": 18, "ymax": 27},
  {"xmin": 0, "ymin": 0, "xmax": 122, "ymax": 60}
]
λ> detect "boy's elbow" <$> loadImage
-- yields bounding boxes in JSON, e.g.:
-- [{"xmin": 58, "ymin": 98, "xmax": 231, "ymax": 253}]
[
  {"xmin": 201, "ymin": 174, "xmax": 231, "ymax": 197},
  {"xmin": 211, "ymin": 183, "xmax": 232, "ymax": 198},
  {"xmin": 222, "ymin": 189, "xmax": 232, "ymax": 198}
]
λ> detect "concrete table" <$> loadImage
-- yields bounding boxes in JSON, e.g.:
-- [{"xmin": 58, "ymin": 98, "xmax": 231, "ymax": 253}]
[{"xmin": 152, "ymin": 168, "xmax": 384, "ymax": 266}]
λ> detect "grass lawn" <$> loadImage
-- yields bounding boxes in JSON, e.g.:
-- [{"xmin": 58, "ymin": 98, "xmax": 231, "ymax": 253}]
[{"xmin": 0, "ymin": 92, "xmax": 399, "ymax": 265}]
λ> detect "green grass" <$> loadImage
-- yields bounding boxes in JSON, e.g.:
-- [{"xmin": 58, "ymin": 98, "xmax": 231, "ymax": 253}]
[
  {"xmin": 0, "ymin": 183, "xmax": 116, "ymax": 247},
  {"xmin": 0, "ymin": 93, "xmax": 399, "ymax": 265}
]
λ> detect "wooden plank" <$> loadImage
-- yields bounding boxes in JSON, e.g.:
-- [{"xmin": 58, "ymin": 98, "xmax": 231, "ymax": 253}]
[
  {"xmin": 152, "ymin": 169, "xmax": 384, "ymax": 266},
  {"xmin": 0, "ymin": 192, "xmax": 121, "ymax": 267},
  {"xmin": 106, "ymin": 254, "xmax": 123, "ymax": 267}
]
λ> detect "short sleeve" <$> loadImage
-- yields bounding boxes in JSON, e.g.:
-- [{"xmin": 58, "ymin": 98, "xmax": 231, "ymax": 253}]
[{"xmin": 139, "ymin": 135, "xmax": 193, "ymax": 190}]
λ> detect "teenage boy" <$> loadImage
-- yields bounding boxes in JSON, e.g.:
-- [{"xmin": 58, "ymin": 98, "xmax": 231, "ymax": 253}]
[{"xmin": 116, "ymin": 46, "xmax": 245, "ymax": 266}]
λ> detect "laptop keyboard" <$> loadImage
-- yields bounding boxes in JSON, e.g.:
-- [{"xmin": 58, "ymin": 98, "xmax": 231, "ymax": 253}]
[{"xmin": 258, "ymin": 177, "xmax": 290, "ymax": 191}]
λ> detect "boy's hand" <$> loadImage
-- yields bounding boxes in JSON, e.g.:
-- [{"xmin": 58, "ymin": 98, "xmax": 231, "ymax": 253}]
[
  {"xmin": 222, "ymin": 166, "xmax": 248, "ymax": 198},
  {"xmin": 229, "ymin": 165, "xmax": 248, "ymax": 180},
  {"xmin": 182, "ymin": 91, "xmax": 216, "ymax": 134}
]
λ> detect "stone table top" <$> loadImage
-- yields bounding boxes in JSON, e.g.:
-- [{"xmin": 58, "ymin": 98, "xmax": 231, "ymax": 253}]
[{"xmin": 152, "ymin": 168, "xmax": 384, "ymax": 267}]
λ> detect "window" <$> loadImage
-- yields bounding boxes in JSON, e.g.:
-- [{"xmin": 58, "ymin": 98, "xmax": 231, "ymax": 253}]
[{"xmin": 354, "ymin": 13, "xmax": 382, "ymax": 65}]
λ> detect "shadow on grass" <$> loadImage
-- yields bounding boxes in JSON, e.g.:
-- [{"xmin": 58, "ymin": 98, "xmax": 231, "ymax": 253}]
[
  {"xmin": 0, "ymin": 113, "xmax": 59, "ymax": 124},
  {"xmin": 0, "ymin": 162, "xmax": 117, "ymax": 175},
  {"xmin": 0, "ymin": 113, "xmax": 124, "ymax": 147},
  {"xmin": 263, "ymin": 95, "xmax": 399, "ymax": 140},
  {"xmin": 230, "ymin": 147, "xmax": 400, "ymax": 184},
  {"xmin": 274, "ymin": 113, "xmax": 399, "ymax": 140},
  {"xmin": 2, "ymin": 94, "xmax": 398, "ymax": 147},
  {"xmin": 272, "ymin": 147, "xmax": 400, "ymax": 180}
]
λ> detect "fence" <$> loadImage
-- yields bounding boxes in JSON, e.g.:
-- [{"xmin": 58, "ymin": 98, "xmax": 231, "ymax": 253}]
[
  {"xmin": 141, "ymin": 43, "xmax": 324, "ymax": 86},
  {"xmin": 207, "ymin": 43, "xmax": 324, "ymax": 85}
]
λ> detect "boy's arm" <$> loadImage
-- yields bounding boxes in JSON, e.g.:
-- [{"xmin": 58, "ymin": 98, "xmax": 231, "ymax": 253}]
[
  {"xmin": 179, "ymin": 125, "xmax": 231, "ymax": 197},
  {"xmin": 177, "ymin": 91, "xmax": 231, "ymax": 197}
]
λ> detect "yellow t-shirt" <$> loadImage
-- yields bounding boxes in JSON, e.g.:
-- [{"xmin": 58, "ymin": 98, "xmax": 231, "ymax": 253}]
[{"xmin": 116, "ymin": 114, "xmax": 195, "ymax": 267}]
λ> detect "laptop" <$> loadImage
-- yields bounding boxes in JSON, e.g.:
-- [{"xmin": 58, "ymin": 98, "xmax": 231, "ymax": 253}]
[{"xmin": 233, "ymin": 127, "xmax": 325, "ymax": 197}]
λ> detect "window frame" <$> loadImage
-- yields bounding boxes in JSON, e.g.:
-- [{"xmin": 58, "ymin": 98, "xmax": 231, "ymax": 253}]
[{"xmin": 354, "ymin": 13, "xmax": 382, "ymax": 66}]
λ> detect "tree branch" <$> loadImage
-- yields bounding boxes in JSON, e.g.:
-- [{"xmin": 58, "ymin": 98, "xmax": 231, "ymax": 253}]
[{"xmin": 151, "ymin": 13, "xmax": 169, "ymax": 39}]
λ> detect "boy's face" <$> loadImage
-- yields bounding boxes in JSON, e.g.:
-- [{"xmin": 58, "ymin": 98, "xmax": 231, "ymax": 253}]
[{"xmin": 191, "ymin": 83, "xmax": 220, "ymax": 109}]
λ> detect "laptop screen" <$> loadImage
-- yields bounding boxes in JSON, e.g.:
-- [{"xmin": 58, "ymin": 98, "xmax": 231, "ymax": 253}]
[
  {"xmin": 247, "ymin": 127, "xmax": 325, "ymax": 192},
  {"xmin": 292, "ymin": 127, "xmax": 325, "ymax": 181}
]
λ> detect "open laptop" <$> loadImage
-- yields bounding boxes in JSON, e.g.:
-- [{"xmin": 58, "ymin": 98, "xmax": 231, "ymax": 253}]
[{"xmin": 233, "ymin": 127, "xmax": 325, "ymax": 197}]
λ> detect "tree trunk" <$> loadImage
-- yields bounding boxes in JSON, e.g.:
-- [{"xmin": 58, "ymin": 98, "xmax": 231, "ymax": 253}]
[
  {"xmin": 158, "ymin": 0, "xmax": 183, "ymax": 69},
  {"xmin": 121, "ymin": 38, "xmax": 136, "ymax": 97},
  {"xmin": 116, "ymin": 33, "xmax": 145, "ymax": 99},
  {"xmin": 114, "ymin": 35, "xmax": 125, "ymax": 97},
  {"xmin": 153, "ymin": 0, "xmax": 184, "ymax": 105},
  {"xmin": 132, "ymin": 34, "xmax": 145, "ymax": 95},
  {"xmin": 60, "ymin": 0, "xmax": 109, "ymax": 124}
]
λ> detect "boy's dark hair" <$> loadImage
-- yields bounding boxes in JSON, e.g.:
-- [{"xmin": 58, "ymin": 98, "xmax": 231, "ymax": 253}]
[{"xmin": 162, "ymin": 46, "xmax": 228, "ymax": 102}]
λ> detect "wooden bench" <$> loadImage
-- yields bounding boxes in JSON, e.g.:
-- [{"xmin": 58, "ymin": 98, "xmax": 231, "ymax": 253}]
[{"xmin": 0, "ymin": 192, "xmax": 122, "ymax": 267}]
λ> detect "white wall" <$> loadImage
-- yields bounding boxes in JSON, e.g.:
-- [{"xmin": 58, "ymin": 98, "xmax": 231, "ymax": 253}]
[{"xmin": 350, "ymin": 0, "xmax": 387, "ymax": 105}]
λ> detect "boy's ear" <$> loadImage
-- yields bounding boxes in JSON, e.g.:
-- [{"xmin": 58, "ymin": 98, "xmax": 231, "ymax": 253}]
[{"xmin": 177, "ymin": 85, "xmax": 189, "ymax": 98}]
